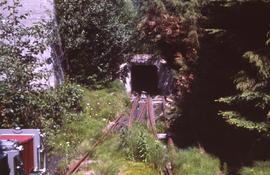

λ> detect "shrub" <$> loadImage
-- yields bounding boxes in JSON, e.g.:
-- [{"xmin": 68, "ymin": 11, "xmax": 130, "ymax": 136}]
[
  {"xmin": 136, "ymin": 0, "xmax": 200, "ymax": 98},
  {"xmin": 1, "ymin": 82, "xmax": 83, "ymax": 129},
  {"xmin": 0, "ymin": 1, "xmax": 82, "ymax": 135},
  {"xmin": 216, "ymin": 51, "xmax": 270, "ymax": 137}
]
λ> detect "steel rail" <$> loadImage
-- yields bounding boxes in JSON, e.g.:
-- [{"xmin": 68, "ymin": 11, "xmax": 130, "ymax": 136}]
[
  {"xmin": 64, "ymin": 94, "xmax": 174, "ymax": 175},
  {"xmin": 64, "ymin": 153, "xmax": 89, "ymax": 175},
  {"xmin": 64, "ymin": 115, "xmax": 124, "ymax": 175}
]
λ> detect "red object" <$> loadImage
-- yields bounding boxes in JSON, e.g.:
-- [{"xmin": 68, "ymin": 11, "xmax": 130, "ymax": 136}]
[{"xmin": 0, "ymin": 135, "xmax": 34, "ymax": 175}]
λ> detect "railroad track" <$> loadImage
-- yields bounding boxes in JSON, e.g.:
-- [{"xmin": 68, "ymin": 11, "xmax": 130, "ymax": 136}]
[
  {"xmin": 64, "ymin": 93, "xmax": 173, "ymax": 175},
  {"xmin": 64, "ymin": 153, "xmax": 89, "ymax": 175},
  {"xmin": 64, "ymin": 115, "xmax": 123, "ymax": 175}
]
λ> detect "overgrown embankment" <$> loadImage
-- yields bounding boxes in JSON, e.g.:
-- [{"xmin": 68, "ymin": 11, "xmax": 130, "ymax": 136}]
[
  {"xmin": 47, "ymin": 81, "xmax": 130, "ymax": 173},
  {"xmin": 2, "ymin": 1, "xmax": 270, "ymax": 174},
  {"xmin": 171, "ymin": 1, "xmax": 270, "ymax": 174},
  {"xmin": 47, "ymin": 81, "xmax": 221, "ymax": 175}
]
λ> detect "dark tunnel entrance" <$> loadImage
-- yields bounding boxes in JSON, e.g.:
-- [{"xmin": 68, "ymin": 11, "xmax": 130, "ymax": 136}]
[{"xmin": 131, "ymin": 65, "xmax": 159, "ymax": 95}]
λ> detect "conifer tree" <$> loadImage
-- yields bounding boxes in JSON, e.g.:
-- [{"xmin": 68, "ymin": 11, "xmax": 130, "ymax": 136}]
[{"xmin": 216, "ymin": 45, "xmax": 270, "ymax": 137}]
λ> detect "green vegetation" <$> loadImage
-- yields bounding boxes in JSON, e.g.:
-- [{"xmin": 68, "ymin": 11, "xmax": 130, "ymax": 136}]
[
  {"xmin": 179, "ymin": 0, "xmax": 270, "ymax": 173},
  {"xmin": 119, "ymin": 124, "xmax": 167, "ymax": 170},
  {"xmin": 239, "ymin": 161, "xmax": 270, "ymax": 175},
  {"xmin": 91, "ymin": 135, "xmax": 126, "ymax": 175},
  {"xmin": 71, "ymin": 123, "xmax": 165, "ymax": 175},
  {"xmin": 73, "ymin": 122, "xmax": 221, "ymax": 175},
  {"xmin": 216, "ymin": 50, "xmax": 270, "ymax": 136},
  {"xmin": 0, "ymin": 1, "xmax": 83, "ymax": 138},
  {"xmin": 171, "ymin": 148, "xmax": 220, "ymax": 175},
  {"xmin": 213, "ymin": 1, "xmax": 270, "ymax": 137},
  {"xmin": 120, "ymin": 162, "xmax": 158, "ymax": 175},
  {"xmin": 1, "ymin": 0, "xmax": 270, "ymax": 174},
  {"xmin": 55, "ymin": 0, "xmax": 137, "ymax": 87},
  {"xmin": 48, "ymin": 81, "xmax": 129, "ymax": 171}
]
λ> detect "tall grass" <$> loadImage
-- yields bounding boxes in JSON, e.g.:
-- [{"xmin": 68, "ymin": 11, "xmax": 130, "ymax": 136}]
[
  {"xmin": 171, "ymin": 148, "xmax": 220, "ymax": 175},
  {"xmin": 91, "ymin": 135, "xmax": 125, "ymax": 175},
  {"xmin": 90, "ymin": 124, "xmax": 165, "ymax": 175},
  {"xmin": 48, "ymin": 81, "xmax": 130, "ymax": 171},
  {"xmin": 50, "ymin": 81, "xmax": 222, "ymax": 174},
  {"xmin": 119, "ymin": 123, "xmax": 167, "ymax": 170}
]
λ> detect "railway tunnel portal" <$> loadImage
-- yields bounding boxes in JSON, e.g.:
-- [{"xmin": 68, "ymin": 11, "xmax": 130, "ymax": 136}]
[{"xmin": 120, "ymin": 54, "xmax": 174, "ymax": 96}]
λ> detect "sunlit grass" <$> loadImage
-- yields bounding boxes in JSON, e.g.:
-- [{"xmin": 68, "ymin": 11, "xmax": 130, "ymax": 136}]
[
  {"xmin": 48, "ymin": 81, "xmax": 130, "ymax": 171},
  {"xmin": 49, "ymin": 81, "xmax": 222, "ymax": 174},
  {"xmin": 89, "ymin": 127, "xmax": 162, "ymax": 175}
]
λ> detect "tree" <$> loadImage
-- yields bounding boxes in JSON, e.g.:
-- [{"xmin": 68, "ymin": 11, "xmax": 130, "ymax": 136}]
[
  {"xmin": 0, "ymin": 0, "xmax": 82, "ymax": 130},
  {"xmin": 55, "ymin": 0, "xmax": 137, "ymax": 87},
  {"xmin": 136, "ymin": 0, "xmax": 200, "ymax": 99},
  {"xmin": 210, "ymin": 0, "xmax": 270, "ymax": 137},
  {"xmin": 0, "ymin": 0, "xmax": 49, "ymax": 126},
  {"xmin": 216, "ymin": 48, "xmax": 270, "ymax": 137}
]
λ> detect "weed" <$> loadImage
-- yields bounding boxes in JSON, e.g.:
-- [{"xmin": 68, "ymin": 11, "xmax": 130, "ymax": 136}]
[
  {"xmin": 120, "ymin": 123, "xmax": 167, "ymax": 171},
  {"xmin": 90, "ymin": 131, "xmax": 161, "ymax": 175}
]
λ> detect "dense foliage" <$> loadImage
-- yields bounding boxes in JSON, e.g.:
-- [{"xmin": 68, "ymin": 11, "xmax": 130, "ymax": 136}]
[
  {"xmin": 55, "ymin": 0, "xmax": 201, "ymax": 96},
  {"xmin": 135, "ymin": 0, "xmax": 200, "ymax": 98},
  {"xmin": 55, "ymin": 0, "xmax": 137, "ymax": 87},
  {"xmin": 0, "ymin": 1, "xmax": 82, "ymax": 135},
  {"xmin": 213, "ymin": 1, "xmax": 270, "ymax": 137},
  {"xmin": 2, "ymin": 0, "xmax": 270, "ymax": 174},
  {"xmin": 216, "ymin": 51, "xmax": 270, "ymax": 136}
]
